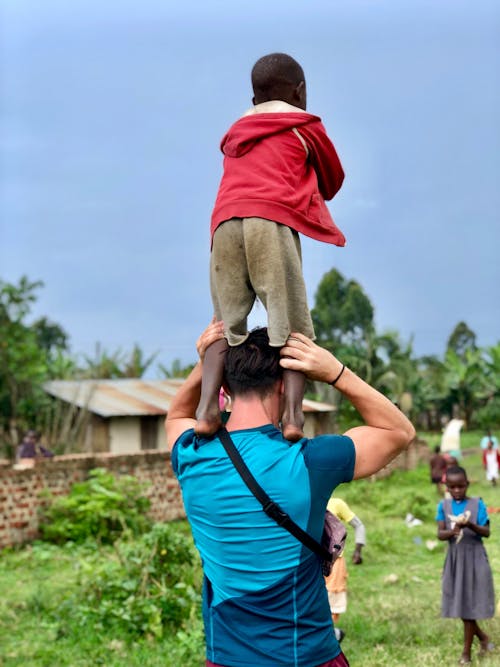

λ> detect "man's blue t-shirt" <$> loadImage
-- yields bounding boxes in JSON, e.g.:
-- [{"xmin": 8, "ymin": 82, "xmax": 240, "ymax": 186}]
[{"xmin": 172, "ymin": 424, "xmax": 355, "ymax": 667}]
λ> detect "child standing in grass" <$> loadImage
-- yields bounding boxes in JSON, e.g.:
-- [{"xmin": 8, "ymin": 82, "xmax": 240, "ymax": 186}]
[
  {"xmin": 324, "ymin": 497, "xmax": 366, "ymax": 643},
  {"xmin": 436, "ymin": 465, "xmax": 495, "ymax": 664}
]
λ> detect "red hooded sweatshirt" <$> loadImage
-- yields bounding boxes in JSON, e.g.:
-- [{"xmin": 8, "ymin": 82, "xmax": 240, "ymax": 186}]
[{"xmin": 210, "ymin": 101, "xmax": 345, "ymax": 247}]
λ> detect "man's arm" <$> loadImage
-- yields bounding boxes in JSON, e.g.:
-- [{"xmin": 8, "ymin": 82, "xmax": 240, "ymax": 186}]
[
  {"xmin": 280, "ymin": 333, "xmax": 416, "ymax": 479},
  {"xmin": 165, "ymin": 319, "xmax": 225, "ymax": 451}
]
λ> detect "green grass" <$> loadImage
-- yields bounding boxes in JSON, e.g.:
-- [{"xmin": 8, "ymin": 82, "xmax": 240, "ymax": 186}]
[{"xmin": 1, "ymin": 440, "xmax": 499, "ymax": 666}]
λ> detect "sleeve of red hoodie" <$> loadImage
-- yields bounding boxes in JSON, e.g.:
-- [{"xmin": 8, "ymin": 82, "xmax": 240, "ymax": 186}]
[{"xmin": 298, "ymin": 121, "xmax": 345, "ymax": 201}]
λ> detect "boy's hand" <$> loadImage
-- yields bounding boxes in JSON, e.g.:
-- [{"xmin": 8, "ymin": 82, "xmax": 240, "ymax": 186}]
[{"xmin": 196, "ymin": 317, "xmax": 225, "ymax": 361}]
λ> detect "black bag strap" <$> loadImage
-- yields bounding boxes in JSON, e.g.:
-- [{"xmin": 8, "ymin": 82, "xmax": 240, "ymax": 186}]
[{"xmin": 217, "ymin": 427, "xmax": 332, "ymax": 562}]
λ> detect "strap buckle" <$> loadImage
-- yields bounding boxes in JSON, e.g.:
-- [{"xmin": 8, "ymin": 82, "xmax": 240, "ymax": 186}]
[{"xmin": 263, "ymin": 501, "xmax": 290, "ymax": 526}]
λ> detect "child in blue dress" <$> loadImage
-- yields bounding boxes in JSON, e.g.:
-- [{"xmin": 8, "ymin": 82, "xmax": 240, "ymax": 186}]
[{"xmin": 436, "ymin": 465, "xmax": 495, "ymax": 664}]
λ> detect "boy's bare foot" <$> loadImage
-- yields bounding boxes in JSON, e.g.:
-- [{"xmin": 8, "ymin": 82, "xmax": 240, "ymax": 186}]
[
  {"xmin": 282, "ymin": 423, "xmax": 305, "ymax": 443},
  {"xmin": 195, "ymin": 416, "xmax": 222, "ymax": 437}
]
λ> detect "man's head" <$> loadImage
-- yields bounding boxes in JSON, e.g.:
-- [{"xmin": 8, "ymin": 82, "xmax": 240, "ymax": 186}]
[
  {"xmin": 251, "ymin": 53, "xmax": 306, "ymax": 110},
  {"xmin": 224, "ymin": 328, "xmax": 282, "ymax": 398}
]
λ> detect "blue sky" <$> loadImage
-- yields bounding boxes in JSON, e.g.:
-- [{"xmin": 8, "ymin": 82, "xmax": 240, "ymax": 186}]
[{"xmin": 1, "ymin": 0, "xmax": 499, "ymax": 373}]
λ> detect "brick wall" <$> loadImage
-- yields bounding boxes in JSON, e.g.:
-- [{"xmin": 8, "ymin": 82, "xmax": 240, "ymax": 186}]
[
  {"xmin": 373, "ymin": 438, "xmax": 430, "ymax": 480},
  {"xmin": 0, "ymin": 439, "xmax": 430, "ymax": 549},
  {"xmin": 0, "ymin": 451, "xmax": 184, "ymax": 549}
]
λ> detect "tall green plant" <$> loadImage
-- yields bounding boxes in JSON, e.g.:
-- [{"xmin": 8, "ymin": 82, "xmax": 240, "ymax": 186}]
[
  {"xmin": 39, "ymin": 468, "xmax": 151, "ymax": 544},
  {"xmin": 58, "ymin": 523, "xmax": 200, "ymax": 639},
  {"xmin": 0, "ymin": 277, "xmax": 63, "ymax": 456}
]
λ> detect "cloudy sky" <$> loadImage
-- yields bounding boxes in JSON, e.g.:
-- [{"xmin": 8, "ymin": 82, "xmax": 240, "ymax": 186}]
[{"xmin": 1, "ymin": 0, "xmax": 499, "ymax": 374}]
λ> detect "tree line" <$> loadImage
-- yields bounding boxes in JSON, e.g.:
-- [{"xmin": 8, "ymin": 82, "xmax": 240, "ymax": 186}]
[{"xmin": 1, "ymin": 274, "xmax": 498, "ymax": 458}]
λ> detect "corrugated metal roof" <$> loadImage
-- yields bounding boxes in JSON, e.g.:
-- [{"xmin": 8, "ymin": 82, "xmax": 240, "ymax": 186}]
[
  {"xmin": 43, "ymin": 379, "xmax": 184, "ymax": 417},
  {"xmin": 43, "ymin": 379, "xmax": 335, "ymax": 417}
]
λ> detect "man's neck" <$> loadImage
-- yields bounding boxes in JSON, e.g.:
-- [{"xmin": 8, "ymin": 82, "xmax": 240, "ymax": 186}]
[{"xmin": 225, "ymin": 394, "xmax": 281, "ymax": 432}]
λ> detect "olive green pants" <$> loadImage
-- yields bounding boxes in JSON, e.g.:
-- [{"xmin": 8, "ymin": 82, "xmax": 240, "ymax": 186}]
[{"xmin": 210, "ymin": 217, "xmax": 315, "ymax": 347}]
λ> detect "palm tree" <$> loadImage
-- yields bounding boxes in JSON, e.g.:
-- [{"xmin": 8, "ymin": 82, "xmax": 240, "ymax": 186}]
[
  {"xmin": 122, "ymin": 344, "xmax": 158, "ymax": 378},
  {"xmin": 442, "ymin": 347, "xmax": 490, "ymax": 426}
]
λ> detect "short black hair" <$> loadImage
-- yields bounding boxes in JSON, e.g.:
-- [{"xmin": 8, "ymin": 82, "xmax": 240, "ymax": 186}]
[
  {"xmin": 224, "ymin": 328, "xmax": 282, "ymax": 397},
  {"xmin": 251, "ymin": 53, "xmax": 305, "ymax": 103},
  {"xmin": 445, "ymin": 465, "xmax": 467, "ymax": 481}
]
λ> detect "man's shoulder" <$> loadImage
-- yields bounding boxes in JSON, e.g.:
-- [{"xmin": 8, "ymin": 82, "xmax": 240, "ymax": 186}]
[{"xmin": 301, "ymin": 433, "xmax": 356, "ymax": 478}]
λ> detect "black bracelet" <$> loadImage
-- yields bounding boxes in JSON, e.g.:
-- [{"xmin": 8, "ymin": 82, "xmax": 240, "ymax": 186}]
[{"xmin": 329, "ymin": 364, "xmax": 345, "ymax": 387}]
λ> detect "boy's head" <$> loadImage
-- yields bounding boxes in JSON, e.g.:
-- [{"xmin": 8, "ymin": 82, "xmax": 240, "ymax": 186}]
[
  {"xmin": 224, "ymin": 327, "xmax": 282, "ymax": 398},
  {"xmin": 251, "ymin": 53, "xmax": 306, "ymax": 110}
]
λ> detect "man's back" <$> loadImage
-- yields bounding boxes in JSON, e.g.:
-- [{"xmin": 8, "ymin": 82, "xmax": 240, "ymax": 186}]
[{"xmin": 172, "ymin": 424, "xmax": 355, "ymax": 666}]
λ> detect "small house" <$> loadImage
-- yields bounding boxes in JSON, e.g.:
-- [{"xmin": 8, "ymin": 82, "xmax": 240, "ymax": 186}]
[{"xmin": 44, "ymin": 379, "xmax": 336, "ymax": 454}]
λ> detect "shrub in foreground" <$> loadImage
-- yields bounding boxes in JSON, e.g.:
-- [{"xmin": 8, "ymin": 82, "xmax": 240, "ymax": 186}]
[
  {"xmin": 39, "ymin": 467, "xmax": 151, "ymax": 544},
  {"xmin": 56, "ymin": 522, "xmax": 200, "ymax": 639}
]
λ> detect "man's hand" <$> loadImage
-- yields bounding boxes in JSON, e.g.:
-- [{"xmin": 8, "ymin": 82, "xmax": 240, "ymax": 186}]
[
  {"xmin": 280, "ymin": 332, "xmax": 416, "ymax": 480},
  {"xmin": 280, "ymin": 333, "xmax": 343, "ymax": 383},
  {"xmin": 165, "ymin": 318, "xmax": 225, "ymax": 451}
]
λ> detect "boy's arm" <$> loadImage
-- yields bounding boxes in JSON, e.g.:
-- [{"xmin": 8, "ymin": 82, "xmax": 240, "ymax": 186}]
[
  {"xmin": 299, "ymin": 123, "xmax": 344, "ymax": 200},
  {"xmin": 165, "ymin": 319, "xmax": 225, "ymax": 451},
  {"xmin": 280, "ymin": 334, "xmax": 416, "ymax": 479}
]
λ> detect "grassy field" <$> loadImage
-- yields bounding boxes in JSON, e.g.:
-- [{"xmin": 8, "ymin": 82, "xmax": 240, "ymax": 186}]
[{"xmin": 1, "ymin": 433, "xmax": 499, "ymax": 666}]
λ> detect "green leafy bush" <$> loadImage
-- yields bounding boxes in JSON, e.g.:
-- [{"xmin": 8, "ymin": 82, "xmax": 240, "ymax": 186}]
[
  {"xmin": 39, "ymin": 468, "xmax": 151, "ymax": 544},
  {"xmin": 57, "ymin": 522, "xmax": 200, "ymax": 639}
]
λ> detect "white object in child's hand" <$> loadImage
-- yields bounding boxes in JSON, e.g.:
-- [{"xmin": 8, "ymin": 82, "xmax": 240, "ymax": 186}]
[{"xmin": 447, "ymin": 510, "xmax": 471, "ymax": 543}]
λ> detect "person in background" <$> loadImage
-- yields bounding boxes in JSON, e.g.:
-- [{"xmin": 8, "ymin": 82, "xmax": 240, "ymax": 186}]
[
  {"xmin": 482, "ymin": 440, "xmax": 500, "ymax": 487},
  {"xmin": 328, "ymin": 497, "xmax": 366, "ymax": 565},
  {"xmin": 480, "ymin": 429, "xmax": 498, "ymax": 451},
  {"xmin": 441, "ymin": 452, "xmax": 459, "ymax": 499},
  {"xmin": 429, "ymin": 445, "xmax": 447, "ymax": 495},
  {"xmin": 436, "ymin": 465, "xmax": 495, "ymax": 664},
  {"xmin": 324, "ymin": 497, "xmax": 366, "ymax": 643},
  {"xmin": 16, "ymin": 430, "xmax": 53, "ymax": 460}
]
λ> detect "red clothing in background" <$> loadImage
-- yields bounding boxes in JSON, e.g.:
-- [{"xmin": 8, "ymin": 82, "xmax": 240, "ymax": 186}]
[{"xmin": 482, "ymin": 450, "xmax": 500, "ymax": 468}]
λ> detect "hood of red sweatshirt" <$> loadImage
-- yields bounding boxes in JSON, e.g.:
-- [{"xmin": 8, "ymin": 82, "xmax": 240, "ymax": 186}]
[{"xmin": 221, "ymin": 110, "xmax": 321, "ymax": 158}]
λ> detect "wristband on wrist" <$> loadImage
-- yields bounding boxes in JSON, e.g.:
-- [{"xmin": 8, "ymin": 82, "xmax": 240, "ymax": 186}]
[{"xmin": 329, "ymin": 364, "xmax": 345, "ymax": 387}]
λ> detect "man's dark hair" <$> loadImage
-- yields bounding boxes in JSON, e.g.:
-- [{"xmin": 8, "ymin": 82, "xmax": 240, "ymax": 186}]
[
  {"xmin": 251, "ymin": 53, "xmax": 304, "ymax": 103},
  {"xmin": 224, "ymin": 327, "xmax": 282, "ymax": 397},
  {"xmin": 446, "ymin": 465, "xmax": 467, "ymax": 481}
]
